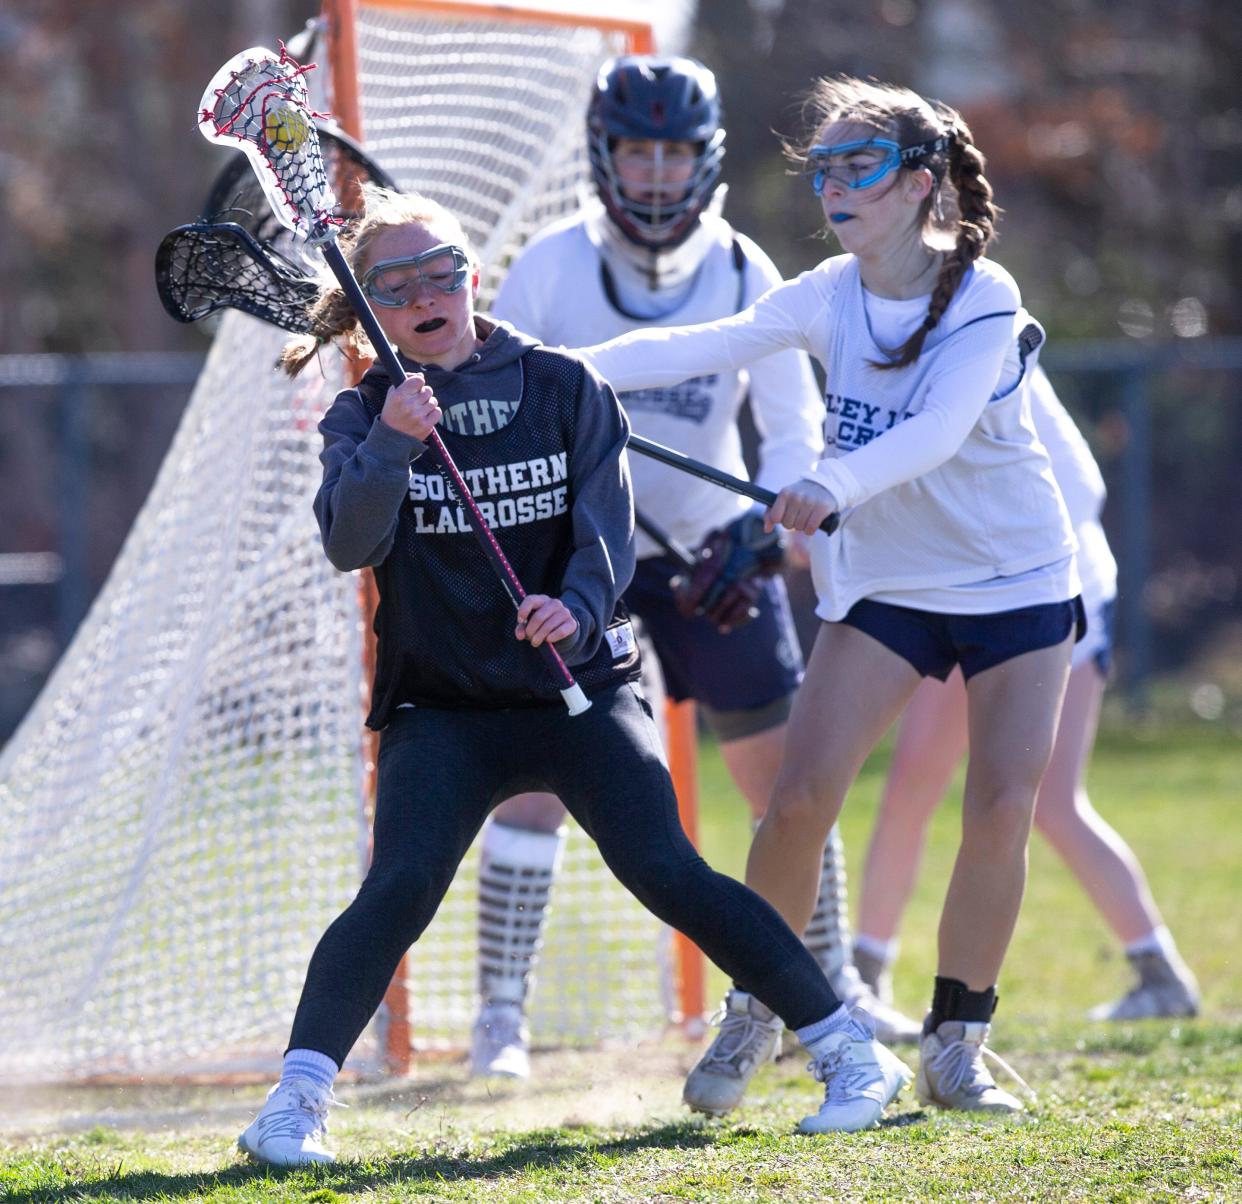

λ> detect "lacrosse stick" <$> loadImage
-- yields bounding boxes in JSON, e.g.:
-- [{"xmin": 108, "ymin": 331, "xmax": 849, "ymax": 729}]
[
  {"xmin": 156, "ymin": 222, "xmax": 321, "ymax": 330},
  {"xmin": 157, "ymin": 209, "xmax": 837, "ymax": 528},
  {"xmin": 628, "ymin": 434, "xmax": 840, "ymax": 535},
  {"xmin": 202, "ymin": 119, "xmax": 399, "ymax": 239},
  {"xmin": 634, "ymin": 509, "xmax": 696, "ymax": 571},
  {"xmin": 158, "ymin": 122, "xmax": 397, "ymax": 332},
  {"xmin": 198, "ymin": 45, "xmax": 590, "ymax": 715}
]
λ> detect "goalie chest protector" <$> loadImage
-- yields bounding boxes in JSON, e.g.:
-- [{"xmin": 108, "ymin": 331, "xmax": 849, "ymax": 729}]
[{"xmin": 354, "ymin": 348, "xmax": 641, "ymax": 724}]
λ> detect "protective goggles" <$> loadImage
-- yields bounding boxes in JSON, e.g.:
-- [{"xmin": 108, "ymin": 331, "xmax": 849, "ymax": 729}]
[
  {"xmin": 361, "ymin": 244, "xmax": 471, "ymax": 307},
  {"xmin": 807, "ymin": 134, "xmax": 952, "ymax": 194}
]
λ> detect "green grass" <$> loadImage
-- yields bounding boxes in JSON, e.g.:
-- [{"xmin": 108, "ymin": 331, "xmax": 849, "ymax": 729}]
[{"xmin": 2, "ymin": 723, "xmax": 1238, "ymax": 1202}]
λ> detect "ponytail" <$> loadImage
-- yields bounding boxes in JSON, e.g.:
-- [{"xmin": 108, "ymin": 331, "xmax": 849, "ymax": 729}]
[
  {"xmin": 876, "ymin": 121, "xmax": 997, "ymax": 371},
  {"xmin": 278, "ymin": 286, "xmax": 374, "ymax": 378}
]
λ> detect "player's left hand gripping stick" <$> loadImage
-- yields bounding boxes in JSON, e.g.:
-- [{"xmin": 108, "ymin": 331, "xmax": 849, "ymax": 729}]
[{"xmin": 198, "ymin": 45, "xmax": 590, "ymax": 714}]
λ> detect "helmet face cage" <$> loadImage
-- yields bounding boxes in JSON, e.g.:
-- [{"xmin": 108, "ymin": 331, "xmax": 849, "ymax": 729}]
[{"xmin": 587, "ymin": 56, "xmax": 726, "ymax": 252}]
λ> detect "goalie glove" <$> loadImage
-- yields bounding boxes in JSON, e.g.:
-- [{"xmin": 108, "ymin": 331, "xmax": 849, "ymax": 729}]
[{"xmin": 671, "ymin": 511, "xmax": 785, "ymax": 633}]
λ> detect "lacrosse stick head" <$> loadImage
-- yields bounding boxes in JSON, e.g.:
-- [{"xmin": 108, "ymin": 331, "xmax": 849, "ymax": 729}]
[
  {"xmin": 159, "ymin": 124, "xmax": 400, "ymax": 334},
  {"xmin": 199, "ymin": 45, "xmax": 338, "ymax": 242},
  {"xmin": 155, "ymin": 222, "xmax": 322, "ymax": 331},
  {"xmin": 203, "ymin": 121, "xmax": 399, "ymax": 247}
]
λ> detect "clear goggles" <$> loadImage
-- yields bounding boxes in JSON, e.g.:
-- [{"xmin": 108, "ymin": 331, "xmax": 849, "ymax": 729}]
[
  {"xmin": 806, "ymin": 134, "xmax": 951, "ymax": 194},
  {"xmin": 361, "ymin": 243, "xmax": 471, "ymax": 307}
]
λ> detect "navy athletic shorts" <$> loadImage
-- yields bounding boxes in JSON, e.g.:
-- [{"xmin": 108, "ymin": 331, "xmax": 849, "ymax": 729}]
[
  {"xmin": 1074, "ymin": 595, "xmax": 1116, "ymax": 678},
  {"xmin": 624, "ymin": 553, "xmax": 804, "ymax": 712},
  {"xmin": 840, "ymin": 595, "xmax": 1087, "ymax": 682}
]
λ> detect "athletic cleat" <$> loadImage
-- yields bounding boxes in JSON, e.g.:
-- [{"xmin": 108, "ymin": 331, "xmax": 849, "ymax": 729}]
[
  {"xmin": 830, "ymin": 963, "xmax": 921, "ymax": 1045},
  {"xmin": 797, "ymin": 1011, "xmax": 912, "ymax": 1134},
  {"xmin": 470, "ymin": 1001, "xmax": 531, "ymax": 1079},
  {"xmin": 237, "ymin": 1077, "xmax": 340, "ymax": 1166},
  {"xmin": 1087, "ymin": 950, "xmax": 1200, "ymax": 1022},
  {"xmin": 682, "ymin": 989, "xmax": 783, "ymax": 1116},
  {"xmin": 916, "ymin": 1020, "xmax": 1031, "ymax": 1115}
]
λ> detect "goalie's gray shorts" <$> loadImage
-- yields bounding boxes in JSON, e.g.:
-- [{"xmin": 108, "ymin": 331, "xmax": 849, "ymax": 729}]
[{"xmin": 625, "ymin": 553, "xmax": 804, "ymax": 741}]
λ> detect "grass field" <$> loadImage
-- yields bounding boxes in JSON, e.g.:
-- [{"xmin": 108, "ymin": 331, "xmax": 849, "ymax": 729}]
[{"xmin": 2, "ymin": 722, "xmax": 1238, "ymax": 1202}]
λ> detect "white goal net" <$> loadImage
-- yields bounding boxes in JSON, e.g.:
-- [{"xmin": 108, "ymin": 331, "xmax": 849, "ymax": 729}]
[{"xmin": 0, "ymin": 1, "xmax": 674, "ymax": 1083}]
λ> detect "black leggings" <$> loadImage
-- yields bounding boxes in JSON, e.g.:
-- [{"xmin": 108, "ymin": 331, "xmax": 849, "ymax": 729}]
[{"xmin": 289, "ymin": 682, "xmax": 840, "ymax": 1064}]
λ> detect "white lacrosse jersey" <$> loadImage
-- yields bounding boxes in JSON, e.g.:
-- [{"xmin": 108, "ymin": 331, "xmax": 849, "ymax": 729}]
[
  {"xmin": 490, "ymin": 209, "xmax": 823, "ymax": 557},
  {"xmin": 581, "ymin": 253, "xmax": 1079, "ymax": 620},
  {"xmin": 1029, "ymin": 365, "xmax": 1118, "ymax": 609}
]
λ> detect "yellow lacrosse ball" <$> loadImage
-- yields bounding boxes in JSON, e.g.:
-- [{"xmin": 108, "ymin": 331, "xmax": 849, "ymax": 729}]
[{"xmin": 264, "ymin": 106, "xmax": 311, "ymax": 154}]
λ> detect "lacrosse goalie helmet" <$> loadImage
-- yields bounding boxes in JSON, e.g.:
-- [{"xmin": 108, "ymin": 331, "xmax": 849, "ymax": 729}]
[{"xmin": 587, "ymin": 55, "xmax": 726, "ymax": 254}]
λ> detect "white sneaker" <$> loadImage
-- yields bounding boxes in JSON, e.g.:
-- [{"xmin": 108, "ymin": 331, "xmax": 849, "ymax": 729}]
[
  {"xmin": 1087, "ymin": 951, "xmax": 1200, "ymax": 1021},
  {"xmin": 830, "ymin": 964, "xmax": 922, "ymax": 1045},
  {"xmin": 470, "ymin": 1001, "xmax": 531, "ymax": 1079},
  {"xmin": 916, "ymin": 1020, "xmax": 1031, "ymax": 1115},
  {"xmin": 797, "ymin": 1010, "xmax": 912, "ymax": 1134},
  {"xmin": 682, "ymin": 990, "xmax": 783, "ymax": 1116},
  {"xmin": 237, "ymin": 1078, "xmax": 339, "ymax": 1166}
]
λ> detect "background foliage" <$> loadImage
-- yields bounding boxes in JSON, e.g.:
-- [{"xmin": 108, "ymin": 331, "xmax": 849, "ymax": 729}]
[{"xmin": 0, "ymin": 0, "xmax": 1239, "ymax": 738}]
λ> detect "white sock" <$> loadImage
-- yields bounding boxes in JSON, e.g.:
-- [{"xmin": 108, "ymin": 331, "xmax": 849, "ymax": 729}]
[
  {"xmin": 855, "ymin": 933, "xmax": 899, "ymax": 965},
  {"xmin": 795, "ymin": 1004, "xmax": 854, "ymax": 1048},
  {"xmin": 477, "ymin": 821, "xmax": 566, "ymax": 1007},
  {"xmin": 1125, "ymin": 925, "xmax": 1176, "ymax": 961},
  {"xmin": 281, "ymin": 1048, "xmax": 338, "ymax": 1092}
]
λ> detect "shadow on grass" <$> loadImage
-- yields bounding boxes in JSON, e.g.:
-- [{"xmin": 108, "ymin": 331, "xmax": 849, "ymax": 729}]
[{"xmin": 6, "ymin": 1120, "xmax": 723, "ymax": 1202}]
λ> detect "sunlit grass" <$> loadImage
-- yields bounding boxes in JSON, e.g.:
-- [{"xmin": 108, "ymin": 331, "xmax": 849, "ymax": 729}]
[{"xmin": 1, "ymin": 723, "xmax": 1236, "ymax": 1202}]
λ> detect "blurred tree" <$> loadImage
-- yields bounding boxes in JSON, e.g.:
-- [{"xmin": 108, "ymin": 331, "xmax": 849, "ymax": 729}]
[
  {"xmin": 693, "ymin": 0, "xmax": 1241, "ymax": 338},
  {"xmin": 0, "ymin": 0, "xmax": 1236, "ymax": 720},
  {"xmin": 0, "ymin": 0, "xmax": 317, "ymax": 736}
]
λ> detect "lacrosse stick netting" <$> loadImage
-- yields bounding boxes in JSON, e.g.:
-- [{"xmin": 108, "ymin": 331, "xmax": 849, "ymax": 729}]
[
  {"xmin": 199, "ymin": 46, "xmax": 339, "ymax": 243},
  {"xmin": 198, "ymin": 45, "xmax": 590, "ymax": 715},
  {"xmin": 158, "ymin": 123, "xmax": 397, "ymax": 331},
  {"xmin": 155, "ymin": 223, "xmax": 322, "ymax": 330}
]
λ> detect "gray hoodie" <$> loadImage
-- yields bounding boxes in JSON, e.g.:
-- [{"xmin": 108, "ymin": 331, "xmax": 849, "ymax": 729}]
[{"xmin": 314, "ymin": 317, "xmax": 639, "ymax": 714}]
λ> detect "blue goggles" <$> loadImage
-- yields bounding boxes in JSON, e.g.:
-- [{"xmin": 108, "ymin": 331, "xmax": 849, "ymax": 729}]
[
  {"xmin": 361, "ymin": 244, "xmax": 471, "ymax": 307},
  {"xmin": 807, "ymin": 134, "xmax": 952, "ymax": 195}
]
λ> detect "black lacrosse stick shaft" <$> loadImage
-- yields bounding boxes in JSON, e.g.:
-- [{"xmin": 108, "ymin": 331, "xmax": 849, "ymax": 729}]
[
  {"xmin": 318, "ymin": 239, "xmax": 588, "ymax": 707},
  {"xmin": 627, "ymin": 433, "xmax": 841, "ymax": 536},
  {"xmin": 634, "ymin": 508, "xmax": 696, "ymax": 570}
]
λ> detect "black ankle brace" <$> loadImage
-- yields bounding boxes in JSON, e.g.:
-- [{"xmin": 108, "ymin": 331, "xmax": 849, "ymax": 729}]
[{"xmin": 927, "ymin": 975, "xmax": 998, "ymax": 1030}]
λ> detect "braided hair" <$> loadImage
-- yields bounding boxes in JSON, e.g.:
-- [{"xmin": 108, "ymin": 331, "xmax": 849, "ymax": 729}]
[
  {"xmin": 788, "ymin": 76, "xmax": 999, "ymax": 370},
  {"xmin": 279, "ymin": 185, "xmax": 478, "ymax": 378}
]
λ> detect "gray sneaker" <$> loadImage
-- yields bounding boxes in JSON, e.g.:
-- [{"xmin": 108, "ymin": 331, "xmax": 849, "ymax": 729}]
[
  {"xmin": 916, "ymin": 1020, "xmax": 1032, "ymax": 1115},
  {"xmin": 1087, "ymin": 950, "xmax": 1200, "ymax": 1021},
  {"xmin": 852, "ymin": 944, "xmax": 894, "ymax": 1005},
  {"xmin": 470, "ymin": 1001, "xmax": 531, "ymax": 1079},
  {"xmin": 830, "ymin": 963, "xmax": 922, "ymax": 1045},
  {"xmin": 683, "ymin": 990, "xmax": 783, "ymax": 1117}
]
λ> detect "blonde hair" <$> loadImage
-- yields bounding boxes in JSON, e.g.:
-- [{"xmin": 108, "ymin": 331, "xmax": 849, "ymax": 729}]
[
  {"xmin": 279, "ymin": 184, "xmax": 477, "ymax": 377},
  {"xmin": 787, "ymin": 75, "xmax": 999, "ymax": 370}
]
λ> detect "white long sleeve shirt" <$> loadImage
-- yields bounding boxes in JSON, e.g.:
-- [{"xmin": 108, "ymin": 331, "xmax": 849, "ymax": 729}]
[
  {"xmin": 581, "ymin": 253, "xmax": 1079, "ymax": 619},
  {"xmin": 490, "ymin": 207, "xmax": 823, "ymax": 556},
  {"xmin": 1028, "ymin": 365, "xmax": 1118, "ymax": 608}
]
